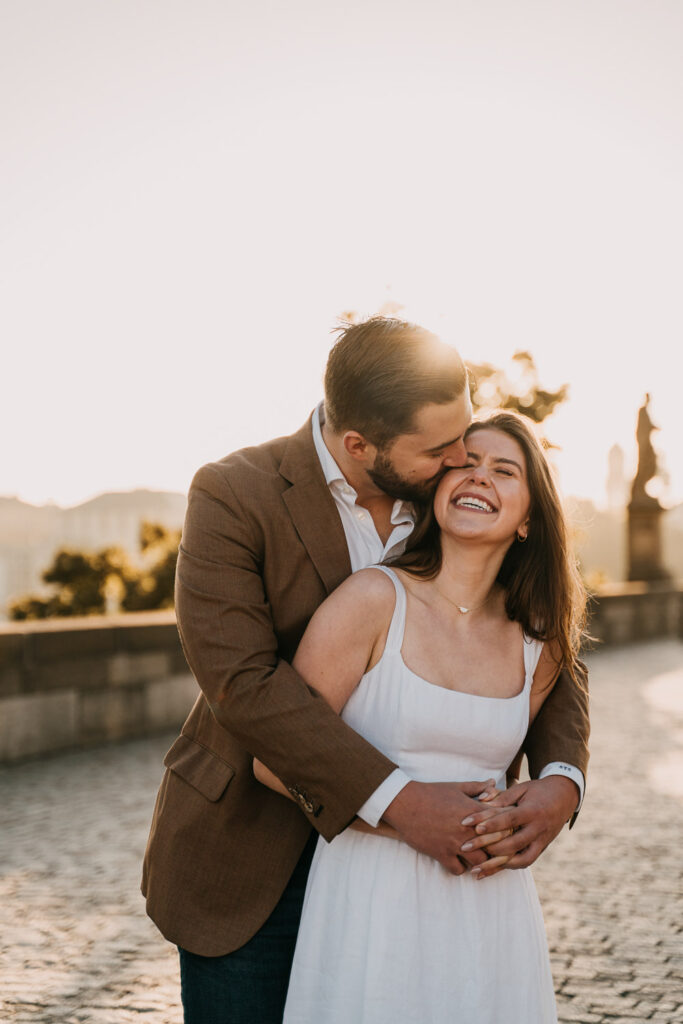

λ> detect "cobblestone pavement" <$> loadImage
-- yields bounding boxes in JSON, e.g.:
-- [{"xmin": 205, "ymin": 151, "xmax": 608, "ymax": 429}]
[{"xmin": 1, "ymin": 640, "xmax": 682, "ymax": 1024}]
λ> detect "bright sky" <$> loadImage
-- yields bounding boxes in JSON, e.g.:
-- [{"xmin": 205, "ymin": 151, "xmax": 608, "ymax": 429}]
[{"xmin": 3, "ymin": 0, "xmax": 682, "ymax": 509}]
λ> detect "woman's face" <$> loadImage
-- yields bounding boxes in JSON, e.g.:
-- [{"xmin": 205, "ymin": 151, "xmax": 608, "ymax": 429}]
[{"xmin": 433, "ymin": 428, "xmax": 531, "ymax": 545}]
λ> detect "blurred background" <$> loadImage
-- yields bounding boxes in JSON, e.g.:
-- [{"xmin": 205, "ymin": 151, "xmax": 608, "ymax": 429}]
[{"xmin": 2, "ymin": 0, "xmax": 682, "ymax": 619}]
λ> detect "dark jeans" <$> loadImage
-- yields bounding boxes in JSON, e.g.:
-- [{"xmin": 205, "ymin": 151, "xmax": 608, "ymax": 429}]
[{"xmin": 178, "ymin": 832, "xmax": 317, "ymax": 1024}]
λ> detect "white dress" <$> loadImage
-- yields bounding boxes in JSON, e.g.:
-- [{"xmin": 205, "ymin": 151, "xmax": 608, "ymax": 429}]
[{"xmin": 283, "ymin": 567, "xmax": 558, "ymax": 1024}]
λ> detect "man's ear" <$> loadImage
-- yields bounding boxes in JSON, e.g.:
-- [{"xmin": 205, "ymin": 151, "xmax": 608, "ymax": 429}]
[{"xmin": 342, "ymin": 431, "xmax": 376, "ymax": 463}]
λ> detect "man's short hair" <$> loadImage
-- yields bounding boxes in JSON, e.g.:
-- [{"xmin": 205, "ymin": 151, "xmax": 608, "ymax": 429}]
[{"xmin": 324, "ymin": 316, "xmax": 467, "ymax": 448}]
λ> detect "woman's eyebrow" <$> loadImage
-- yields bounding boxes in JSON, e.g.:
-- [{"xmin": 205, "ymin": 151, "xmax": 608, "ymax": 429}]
[
  {"xmin": 464, "ymin": 452, "xmax": 523, "ymax": 472},
  {"xmin": 493, "ymin": 457, "xmax": 523, "ymax": 472}
]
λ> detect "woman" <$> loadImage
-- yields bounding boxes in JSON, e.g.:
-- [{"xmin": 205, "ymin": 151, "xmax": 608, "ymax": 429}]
[{"xmin": 255, "ymin": 411, "xmax": 587, "ymax": 1023}]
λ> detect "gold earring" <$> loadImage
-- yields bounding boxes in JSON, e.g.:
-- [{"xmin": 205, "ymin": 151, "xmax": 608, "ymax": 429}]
[{"xmin": 517, "ymin": 532, "xmax": 527, "ymax": 543}]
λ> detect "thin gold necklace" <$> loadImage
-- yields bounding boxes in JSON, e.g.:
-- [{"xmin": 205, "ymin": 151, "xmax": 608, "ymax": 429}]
[{"xmin": 433, "ymin": 582, "xmax": 494, "ymax": 615}]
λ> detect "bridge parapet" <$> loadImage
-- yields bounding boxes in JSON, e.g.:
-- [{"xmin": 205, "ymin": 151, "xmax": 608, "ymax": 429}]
[
  {"xmin": 0, "ymin": 611, "xmax": 195, "ymax": 764},
  {"xmin": 1, "ymin": 585, "xmax": 681, "ymax": 764},
  {"xmin": 588, "ymin": 582, "xmax": 682, "ymax": 647}
]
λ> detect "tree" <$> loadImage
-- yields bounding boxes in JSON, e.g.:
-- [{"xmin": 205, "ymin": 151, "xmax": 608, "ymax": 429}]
[
  {"xmin": 9, "ymin": 547, "xmax": 132, "ymax": 620},
  {"xmin": 467, "ymin": 351, "xmax": 568, "ymax": 424},
  {"xmin": 120, "ymin": 522, "xmax": 180, "ymax": 612},
  {"xmin": 8, "ymin": 522, "xmax": 181, "ymax": 621}
]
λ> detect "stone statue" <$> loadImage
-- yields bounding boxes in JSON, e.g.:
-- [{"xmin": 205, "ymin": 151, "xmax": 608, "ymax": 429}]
[
  {"xmin": 631, "ymin": 393, "xmax": 659, "ymax": 502},
  {"xmin": 627, "ymin": 394, "xmax": 670, "ymax": 581}
]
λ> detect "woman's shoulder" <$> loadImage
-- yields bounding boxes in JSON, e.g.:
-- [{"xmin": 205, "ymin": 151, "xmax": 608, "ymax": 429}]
[
  {"xmin": 297, "ymin": 566, "xmax": 399, "ymax": 676},
  {"xmin": 332, "ymin": 565, "xmax": 400, "ymax": 609}
]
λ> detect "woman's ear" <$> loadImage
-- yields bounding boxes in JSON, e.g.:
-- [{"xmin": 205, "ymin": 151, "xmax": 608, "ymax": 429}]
[{"xmin": 516, "ymin": 519, "xmax": 529, "ymax": 542}]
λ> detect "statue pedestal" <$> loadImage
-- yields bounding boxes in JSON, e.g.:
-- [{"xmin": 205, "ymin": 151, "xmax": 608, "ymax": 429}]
[{"xmin": 627, "ymin": 498, "xmax": 670, "ymax": 582}]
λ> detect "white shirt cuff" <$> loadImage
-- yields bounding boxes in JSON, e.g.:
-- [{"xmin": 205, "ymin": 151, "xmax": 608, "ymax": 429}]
[
  {"xmin": 538, "ymin": 762, "xmax": 585, "ymax": 814},
  {"xmin": 356, "ymin": 769, "xmax": 412, "ymax": 828}
]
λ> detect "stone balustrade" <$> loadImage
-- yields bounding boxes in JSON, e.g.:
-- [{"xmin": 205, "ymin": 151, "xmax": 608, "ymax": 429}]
[
  {"xmin": 0, "ymin": 611, "xmax": 196, "ymax": 764},
  {"xmin": 1, "ymin": 584, "xmax": 681, "ymax": 764},
  {"xmin": 587, "ymin": 581, "xmax": 682, "ymax": 647}
]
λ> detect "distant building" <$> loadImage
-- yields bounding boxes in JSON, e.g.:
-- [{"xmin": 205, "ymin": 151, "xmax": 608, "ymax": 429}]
[{"xmin": 0, "ymin": 490, "xmax": 187, "ymax": 620}]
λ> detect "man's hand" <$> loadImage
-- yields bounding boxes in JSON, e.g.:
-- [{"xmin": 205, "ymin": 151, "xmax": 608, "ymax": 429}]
[
  {"xmin": 383, "ymin": 779, "xmax": 498, "ymax": 874},
  {"xmin": 457, "ymin": 776, "xmax": 579, "ymax": 880}
]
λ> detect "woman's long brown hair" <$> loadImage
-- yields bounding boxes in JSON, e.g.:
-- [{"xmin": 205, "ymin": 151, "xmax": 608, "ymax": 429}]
[{"xmin": 390, "ymin": 411, "xmax": 588, "ymax": 681}]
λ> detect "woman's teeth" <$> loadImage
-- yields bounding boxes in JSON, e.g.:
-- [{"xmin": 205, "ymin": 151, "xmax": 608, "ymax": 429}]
[{"xmin": 453, "ymin": 496, "xmax": 495, "ymax": 513}]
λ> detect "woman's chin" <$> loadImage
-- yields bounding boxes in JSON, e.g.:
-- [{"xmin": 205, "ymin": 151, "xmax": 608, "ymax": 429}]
[{"xmin": 447, "ymin": 525, "xmax": 515, "ymax": 547}]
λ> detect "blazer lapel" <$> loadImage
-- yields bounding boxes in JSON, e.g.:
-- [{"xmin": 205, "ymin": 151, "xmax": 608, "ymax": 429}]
[{"xmin": 280, "ymin": 414, "xmax": 352, "ymax": 595}]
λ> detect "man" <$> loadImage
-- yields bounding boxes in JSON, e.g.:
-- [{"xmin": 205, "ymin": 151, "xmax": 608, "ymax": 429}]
[{"xmin": 142, "ymin": 317, "xmax": 589, "ymax": 1023}]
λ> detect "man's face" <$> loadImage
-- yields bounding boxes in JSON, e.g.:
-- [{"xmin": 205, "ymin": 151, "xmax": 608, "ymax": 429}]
[{"xmin": 366, "ymin": 391, "xmax": 473, "ymax": 502}]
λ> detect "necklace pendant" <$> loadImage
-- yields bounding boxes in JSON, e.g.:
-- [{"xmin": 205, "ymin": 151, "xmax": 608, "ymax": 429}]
[{"xmin": 457, "ymin": 606, "xmax": 470, "ymax": 614}]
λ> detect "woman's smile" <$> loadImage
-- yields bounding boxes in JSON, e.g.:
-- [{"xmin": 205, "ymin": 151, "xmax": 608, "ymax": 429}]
[{"xmin": 450, "ymin": 492, "xmax": 498, "ymax": 514}]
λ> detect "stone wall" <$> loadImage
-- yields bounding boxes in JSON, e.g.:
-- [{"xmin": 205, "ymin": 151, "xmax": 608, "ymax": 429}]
[
  {"xmin": 0, "ymin": 611, "xmax": 196, "ymax": 764},
  {"xmin": 1, "ymin": 584, "xmax": 681, "ymax": 764},
  {"xmin": 587, "ymin": 582, "xmax": 682, "ymax": 647}
]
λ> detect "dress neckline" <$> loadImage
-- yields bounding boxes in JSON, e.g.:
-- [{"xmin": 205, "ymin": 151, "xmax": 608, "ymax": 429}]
[
  {"xmin": 366, "ymin": 564, "xmax": 540, "ymax": 701},
  {"xmin": 395, "ymin": 651, "xmax": 531, "ymax": 701}
]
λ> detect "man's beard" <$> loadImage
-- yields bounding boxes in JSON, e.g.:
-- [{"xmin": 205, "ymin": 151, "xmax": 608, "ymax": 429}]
[{"xmin": 366, "ymin": 449, "xmax": 445, "ymax": 504}]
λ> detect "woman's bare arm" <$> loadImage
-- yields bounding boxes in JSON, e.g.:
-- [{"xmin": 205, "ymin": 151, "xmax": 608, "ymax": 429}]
[{"xmin": 253, "ymin": 568, "xmax": 397, "ymax": 795}]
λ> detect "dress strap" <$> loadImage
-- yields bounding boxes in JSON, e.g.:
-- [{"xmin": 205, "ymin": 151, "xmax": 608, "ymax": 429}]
[
  {"xmin": 523, "ymin": 635, "xmax": 544, "ymax": 684},
  {"xmin": 370, "ymin": 565, "xmax": 408, "ymax": 653}
]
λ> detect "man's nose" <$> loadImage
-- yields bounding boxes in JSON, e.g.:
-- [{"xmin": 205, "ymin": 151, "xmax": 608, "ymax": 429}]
[{"xmin": 442, "ymin": 440, "xmax": 468, "ymax": 467}]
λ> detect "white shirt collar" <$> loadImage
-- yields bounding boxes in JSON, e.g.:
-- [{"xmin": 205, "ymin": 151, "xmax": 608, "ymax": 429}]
[
  {"xmin": 311, "ymin": 402, "xmax": 346, "ymax": 487},
  {"xmin": 311, "ymin": 402, "xmax": 414, "ymax": 525}
]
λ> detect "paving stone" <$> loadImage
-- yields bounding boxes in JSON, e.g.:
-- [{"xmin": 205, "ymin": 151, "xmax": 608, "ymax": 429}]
[
  {"xmin": 0, "ymin": 639, "xmax": 682, "ymax": 1022},
  {"xmin": 556, "ymin": 1008, "xmax": 603, "ymax": 1023},
  {"xmin": 534, "ymin": 640, "xmax": 683, "ymax": 1023}
]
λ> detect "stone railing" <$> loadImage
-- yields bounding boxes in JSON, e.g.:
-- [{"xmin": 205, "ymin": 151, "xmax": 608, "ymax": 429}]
[
  {"xmin": 587, "ymin": 581, "xmax": 682, "ymax": 647},
  {"xmin": 0, "ymin": 611, "xmax": 196, "ymax": 764},
  {"xmin": 1, "ymin": 583, "xmax": 681, "ymax": 764}
]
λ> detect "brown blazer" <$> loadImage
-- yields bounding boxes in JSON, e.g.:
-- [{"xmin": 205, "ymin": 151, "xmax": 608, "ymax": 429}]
[{"xmin": 141, "ymin": 413, "xmax": 590, "ymax": 956}]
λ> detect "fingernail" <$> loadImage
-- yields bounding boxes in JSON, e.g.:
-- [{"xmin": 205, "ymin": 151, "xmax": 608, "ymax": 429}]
[
  {"xmin": 475, "ymin": 824, "xmax": 487, "ymax": 834},
  {"xmin": 471, "ymin": 868, "xmax": 482, "ymax": 879},
  {"xmin": 461, "ymin": 816, "xmax": 474, "ymax": 826},
  {"xmin": 461, "ymin": 842, "xmax": 473, "ymax": 851}
]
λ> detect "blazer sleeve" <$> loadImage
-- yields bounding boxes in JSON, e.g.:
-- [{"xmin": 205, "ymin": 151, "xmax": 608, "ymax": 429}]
[
  {"xmin": 522, "ymin": 659, "xmax": 590, "ymax": 820},
  {"xmin": 174, "ymin": 462, "xmax": 398, "ymax": 842}
]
